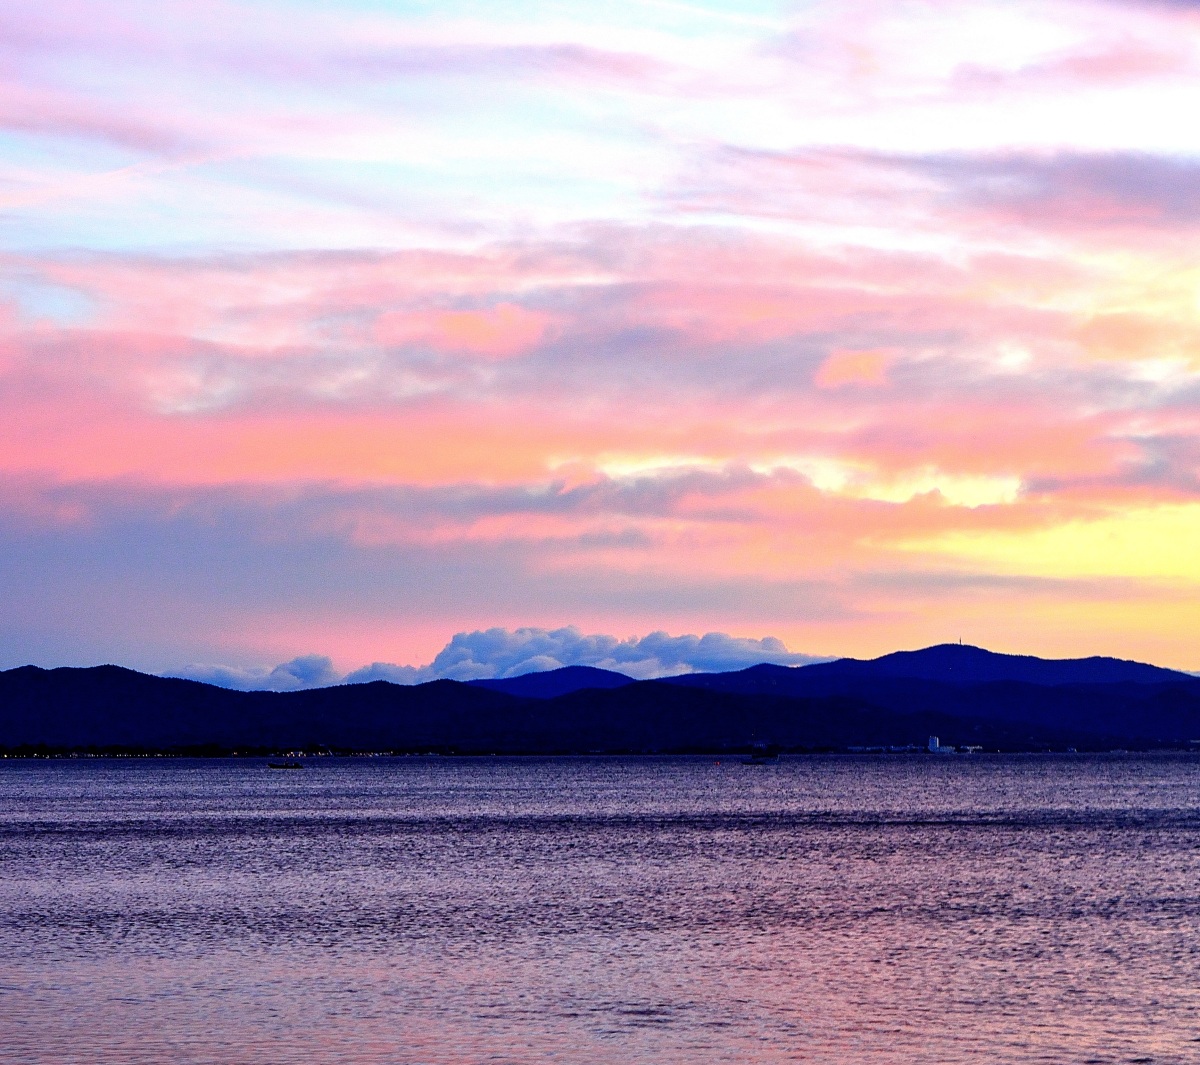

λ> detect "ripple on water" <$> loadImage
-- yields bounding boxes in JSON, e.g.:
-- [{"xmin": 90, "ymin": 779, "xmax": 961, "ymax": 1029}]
[{"xmin": 2, "ymin": 755, "xmax": 1199, "ymax": 1064}]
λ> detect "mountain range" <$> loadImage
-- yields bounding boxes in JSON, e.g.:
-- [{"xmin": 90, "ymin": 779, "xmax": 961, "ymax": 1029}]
[{"xmin": 2, "ymin": 644, "xmax": 1199, "ymax": 754}]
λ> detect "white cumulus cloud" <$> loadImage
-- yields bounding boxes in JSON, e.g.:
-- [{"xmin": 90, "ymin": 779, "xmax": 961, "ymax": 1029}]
[
  {"xmin": 167, "ymin": 626, "xmax": 830, "ymax": 690},
  {"xmin": 169, "ymin": 654, "xmax": 342, "ymax": 692}
]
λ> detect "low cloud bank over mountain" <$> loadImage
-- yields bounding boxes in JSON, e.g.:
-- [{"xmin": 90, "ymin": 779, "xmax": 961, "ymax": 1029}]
[
  {"xmin": 172, "ymin": 654, "xmax": 342, "ymax": 693},
  {"xmin": 170, "ymin": 627, "xmax": 830, "ymax": 691}
]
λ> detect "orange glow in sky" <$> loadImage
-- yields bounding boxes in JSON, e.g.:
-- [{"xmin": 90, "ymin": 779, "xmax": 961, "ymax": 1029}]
[{"xmin": 3, "ymin": 0, "xmax": 1200, "ymax": 677}]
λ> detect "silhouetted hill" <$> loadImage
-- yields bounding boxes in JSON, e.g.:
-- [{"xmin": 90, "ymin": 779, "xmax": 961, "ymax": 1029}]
[
  {"xmin": 661, "ymin": 644, "xmax": 1191, "ymax": 696},
  {"xmin": 3, "ymin": 646, "xmax": 1200, "ymax": 754},
  {"xmin": 468, "ymin": 665, "xmax": 634, "ymax": 698},
  {"xmin": 0, "ymin": 666, "xmax": 520, "ymax": 751},
  {"xmin": 812, "ymin": 644, "xmax": 1190, "ymax": 686},
  {"xmin": 510, "ymin": 682, "xmax": 1119, "ymax": 753}
]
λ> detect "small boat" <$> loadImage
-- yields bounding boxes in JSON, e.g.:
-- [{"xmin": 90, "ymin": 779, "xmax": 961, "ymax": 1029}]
[
  {"xmin": 267, "ymin": 761, "xmax": 304, "ymax": 770},
  {"xmin": 741, "ymin": 744, "xmax": 781, "ymax": 766}
]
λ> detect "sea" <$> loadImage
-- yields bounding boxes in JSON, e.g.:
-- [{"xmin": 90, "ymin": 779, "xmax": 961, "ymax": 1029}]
[{"xmin": 1, "ymin": 755, "xmax": 1199, "ymax": 1065}]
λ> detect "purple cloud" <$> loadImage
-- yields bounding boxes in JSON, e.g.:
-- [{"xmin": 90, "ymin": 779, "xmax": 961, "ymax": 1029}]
[{"xmin": 673, "ymin": 146, "xmax": 1200, "ymax": 233}]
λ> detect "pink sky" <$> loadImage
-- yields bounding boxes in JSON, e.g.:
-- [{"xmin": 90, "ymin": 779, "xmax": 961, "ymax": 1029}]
[{"xmin": 3, "ymin": 0, "xmax": 1200, "ymax": 676}]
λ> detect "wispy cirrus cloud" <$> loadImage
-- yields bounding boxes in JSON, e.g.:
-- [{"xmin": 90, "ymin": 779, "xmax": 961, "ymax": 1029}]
[{"xmin": 671, "ymin": 145, "xmax": 1200, "ymax": 240}]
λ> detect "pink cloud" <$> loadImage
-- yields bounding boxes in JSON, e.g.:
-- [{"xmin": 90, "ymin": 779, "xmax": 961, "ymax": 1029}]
[
  {"xmin": 949, "ymin": 38, "xmax": 1191, "ymax": 93},
  {"xmin": 814, "ymin": 348, "xmax": 893, "ymax": 388},
  {"xmin": 374, "ymin": 302, "xmax": 552, "ymax": 359},
  {"xmin": 0, "ymin": 80, "xmax": 188, "ymax": 153},
  {"xmin": 6, "ymin": 0, "xmax": 1200, "ymax": 675},
  {"xmin": 1, "ymin": 225, "xmax": 1197, "ymax": 623},
  {"xmin": 341, "ymin": 42, "xmax": 675, "ymax": 89}
]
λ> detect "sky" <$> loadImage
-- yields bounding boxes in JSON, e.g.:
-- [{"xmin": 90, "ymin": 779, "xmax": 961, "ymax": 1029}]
[{"xmin": 3, "ymin": 0, "xmax": 1200, "ymax": 682}]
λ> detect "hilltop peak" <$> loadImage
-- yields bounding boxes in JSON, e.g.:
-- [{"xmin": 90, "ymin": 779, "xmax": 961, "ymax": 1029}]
[{"xmin": 808, "ymin": 644, "xmax": 1189, "ymax": 686}]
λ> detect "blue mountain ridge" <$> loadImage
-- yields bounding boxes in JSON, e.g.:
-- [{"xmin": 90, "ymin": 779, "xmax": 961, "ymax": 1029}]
[
  {"xmin": 473, "ymin": 643, "xmax": 1191, "ymax": 698},
  {"xmin": 468, "ymin": 665, "xmax": 635, "ymax": 698},
  {"xmin": 2, "ymin": 644, "xmax": 1199, "ymax": 753}
]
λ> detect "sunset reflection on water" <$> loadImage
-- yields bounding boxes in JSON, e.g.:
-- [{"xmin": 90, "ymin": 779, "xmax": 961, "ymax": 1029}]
[{"xmin": 2, "ymin": 755, "xmax": 1198, "ymax": 1064}]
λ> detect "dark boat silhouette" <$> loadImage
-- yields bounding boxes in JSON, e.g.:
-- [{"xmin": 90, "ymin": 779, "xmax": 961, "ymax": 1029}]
[
  {"xmin": 267, "ymin": 761, "xmax": 304, "ymax": 770},
  {"xmin": 742, "ymin": 744, "xmax": 781, "ymax": 766}
]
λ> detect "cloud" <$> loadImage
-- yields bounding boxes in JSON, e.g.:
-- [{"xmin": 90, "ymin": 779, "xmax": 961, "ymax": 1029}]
[
  {"xmin": 814, "ymin": 348, "xmax": 893, "ymax": 389},
  {"xmin": 413, "ymin": 625, "xmax": 830, "ymax": 680},
  {"xmin": 912, "ymin": 151, "xmax": 1200, "ymax": 231},
  {"xmin": 170, "ymin": 626, "xmax": 831, "ymax": 690},
  {"xmin": 7, "ymin": 0, "xmax": 1200, "ymax": 675},
  {"xmin": 374, "ymin": 302, "xmax": 552, "ymax": 358},
  {"xmin": 672, "ymin": 145, "xmax": 1200, "ymax": 238},
  {"xmin": 171, "ymin": 654, "xmax": 341, "ymax": 691},
  {"xmin": 340, "ymin": 42, "xmax": 672, "ymax": 88},
  {"xmin": 0, "ymin": 82, "xmax": 190, "ymax": 153},
  {"xmin": 948, "ymin": 39, "xmax": 1190, "ymax": 94}
]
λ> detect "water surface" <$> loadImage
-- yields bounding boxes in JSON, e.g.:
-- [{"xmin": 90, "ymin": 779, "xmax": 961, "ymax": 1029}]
[{"xmin": 2, "ymin": 755, "xmax": 1199, "ymax": 1064}]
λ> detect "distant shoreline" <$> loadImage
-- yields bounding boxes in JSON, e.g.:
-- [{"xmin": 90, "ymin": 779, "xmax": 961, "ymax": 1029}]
[{"xmin": 3, "ymin": 747, "xmax": 1197, "ymax": 760}]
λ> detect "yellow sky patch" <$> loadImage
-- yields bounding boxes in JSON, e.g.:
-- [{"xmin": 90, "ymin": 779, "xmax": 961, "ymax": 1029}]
[{"xmin": 899, "ymin": 501, "xmax": 1200, "ymax": 581}]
